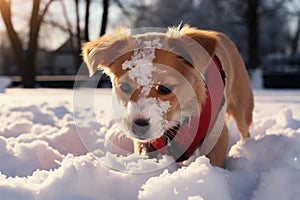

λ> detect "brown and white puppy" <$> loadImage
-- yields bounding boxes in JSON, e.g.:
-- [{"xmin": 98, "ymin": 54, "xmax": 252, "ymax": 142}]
[{"xmin": 82, "ymin": 25, "xmax": 254, "ymax": 168}]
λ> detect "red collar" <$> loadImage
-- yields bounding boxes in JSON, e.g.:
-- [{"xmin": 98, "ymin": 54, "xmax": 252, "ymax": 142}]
[{"xmin": 150, "ymin": 55, "xmax": 225, "ymax": 162}]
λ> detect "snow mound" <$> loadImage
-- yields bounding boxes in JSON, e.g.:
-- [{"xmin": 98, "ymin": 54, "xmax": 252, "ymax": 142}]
[{"xmin": 139, "ymin": 157, "xmax": 231, "ymax": 200}]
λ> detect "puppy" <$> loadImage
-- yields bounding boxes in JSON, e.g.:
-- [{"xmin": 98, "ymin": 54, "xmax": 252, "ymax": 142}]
[{"xmin": 82, "ymin": 25, "xmax": 254, "ymax": 168}]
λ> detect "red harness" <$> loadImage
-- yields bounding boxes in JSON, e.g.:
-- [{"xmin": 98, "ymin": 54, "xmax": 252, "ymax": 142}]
[{"xmin": 150, "ymin": 56, "xmax": 225, "ymax": 162}]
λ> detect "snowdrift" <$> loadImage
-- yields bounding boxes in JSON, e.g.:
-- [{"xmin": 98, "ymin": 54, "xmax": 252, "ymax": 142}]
[{"xmin": 0, "ymin": 88, "xmax": 300, "ymax": 200}]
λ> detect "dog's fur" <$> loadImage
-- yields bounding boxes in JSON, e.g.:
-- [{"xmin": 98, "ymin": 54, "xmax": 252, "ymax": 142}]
[{"xmin": 82, "ymin": 25, "xmax": 254, "ymax": 168}]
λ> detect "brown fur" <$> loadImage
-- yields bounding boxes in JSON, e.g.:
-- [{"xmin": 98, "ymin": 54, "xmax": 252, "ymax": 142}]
[{"xmin": 82, "ymin": 25, "xmax": 254, "ymax": 168}]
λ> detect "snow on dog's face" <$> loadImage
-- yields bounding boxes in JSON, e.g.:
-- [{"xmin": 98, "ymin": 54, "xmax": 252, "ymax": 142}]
[{"xmin": 82, "ymin": 26, "xmax": 217, "ymax": 142}]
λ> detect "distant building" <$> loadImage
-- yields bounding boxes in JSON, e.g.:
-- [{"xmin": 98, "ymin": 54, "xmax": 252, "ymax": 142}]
[
  {"xmin": 36, "ymin": 49, "xmax": 52, "ymax": 75},
  {"xmin": 50, "ymin": 38, "xmax": 80, "ymax": 75},
  {"xmin": 0, "ymin": 37, "xmax": 81, "ymax": 76}
]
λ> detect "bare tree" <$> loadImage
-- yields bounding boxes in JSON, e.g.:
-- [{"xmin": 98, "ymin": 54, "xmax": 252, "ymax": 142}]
[
  {"xmin": 74, "ymin": 0, "xmax": 82, "ymax": 50},
  {"xmin": 84, "ymin": 0, "xmax": 91, "ymax": 42},
  {"xmin": 0, "ymin": 0, "xmax": 56, "ymax": 87},
  {"xmin": 246, "ymin": 0, "xmax": 260, "ymax": 69},
  {"xmin": 100, "ymin": 0, "xmax": 109, "ymax": 36},
  {"xmin": 285, "ymin": 0, "xmax": 300, "ymax": 55},
  {"xmin": 291, "ymin": 16, "xmax": 300, "ymax": 55},
  {"xmin": 133, "ymin": 0, "xmax": 293, "ymax": 70}
]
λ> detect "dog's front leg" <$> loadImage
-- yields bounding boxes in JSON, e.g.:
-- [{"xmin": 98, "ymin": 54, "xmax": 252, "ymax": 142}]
[
  {"xmin": 133, "ymin": 140, "xmax": 143, "ymax": 154},
  {"xmin": 206, "ymin": 125, "xmax": 229, "ymax": 168}
]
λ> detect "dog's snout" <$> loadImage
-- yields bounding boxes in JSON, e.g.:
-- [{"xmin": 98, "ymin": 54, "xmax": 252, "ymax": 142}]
[{"xmin": 131, "ymin": 119, "xmax": 150, "ymax": 137}]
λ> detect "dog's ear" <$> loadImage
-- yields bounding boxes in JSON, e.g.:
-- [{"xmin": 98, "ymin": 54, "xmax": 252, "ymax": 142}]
[
  {"xmin": 82, "ymin": 37, "xmax": 104, "ymax": 76},
  {"xmin": 178, "ymin": 25, "xmax": 218, "ymax": 57},
  {"xmin": 167, "ymin": 25, "xmax": 218, "ymax": 73},
  {"xmin": 82, "ymin": 31, "xmax": 130, "ymax": 76}
]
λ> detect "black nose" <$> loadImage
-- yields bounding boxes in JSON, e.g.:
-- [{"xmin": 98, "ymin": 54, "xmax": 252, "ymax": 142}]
[{"xmin": 131, "ymin": 119, "xmax": 150, "ymax": 137}]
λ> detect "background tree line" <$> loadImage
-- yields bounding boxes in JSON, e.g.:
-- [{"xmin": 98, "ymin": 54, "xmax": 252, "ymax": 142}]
[
  {"xmin": 0, "ymin": 0, "xmax": 113, "ymax": 87},
  {"xmin": 0, "ymin": 0, "xmax": 299, "ymax": 87}
]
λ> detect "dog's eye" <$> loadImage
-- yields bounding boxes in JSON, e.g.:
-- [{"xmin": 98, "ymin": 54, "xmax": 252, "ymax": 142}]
[
  {"xmin": 120, "ymin": 82, "xmax": 132, "ymax": 94},
  {"xmin": 157, "ymin": 85, "xmax": 173, "ymax": 95}
]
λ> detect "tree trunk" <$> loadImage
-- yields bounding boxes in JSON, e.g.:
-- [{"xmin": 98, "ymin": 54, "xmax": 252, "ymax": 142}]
[
  {"xmin": 247, "ymin": 0, "xmax": 259, "ymax": 69},
  {"xmin": 291, "ymin": 15, "xmax": 300, "ymax": 55},
  {"xmin": 22, "ymin": 0, "xmax": 41, "ymax": 88},
  {"xmin": 75, "ymin": 0, "xmax": 81, "ymax": 46},
  {"xmin": 0, "ymin": 0, "xmax": 24, "ymax": 72},
  {"xmin": 84, "ymin": 0, "xmax": 91, "ymax": 42},
  {"xmin": 21, "ymin": 59, "xmax": 36, "ymax": 88},
  {"xmin": 100, "ymin": 0, "xmax": 109, "ymax": 36},
  {"xmin": 74, "ymin": 0, "xmax": 82, "ymax": 68}
]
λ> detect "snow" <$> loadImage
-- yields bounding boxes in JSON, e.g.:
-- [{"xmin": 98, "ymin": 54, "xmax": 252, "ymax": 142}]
[
  {"xmin": 0, "ymin": 87, "xmax": 300, "ymax": 200},
  {"xmin": 121, "ymin": 36, "xmax": 164, "ymax": 95}
]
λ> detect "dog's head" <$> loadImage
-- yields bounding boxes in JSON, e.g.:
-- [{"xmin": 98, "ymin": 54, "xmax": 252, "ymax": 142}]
[{"xmin": 82, "ymin": 25, "xmax": 218, "ymax": 143}]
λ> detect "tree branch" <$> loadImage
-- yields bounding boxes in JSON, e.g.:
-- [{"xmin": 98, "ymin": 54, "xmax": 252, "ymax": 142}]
[
  {"xmin": 84, "ymin": 0, "xmax": 91, "ymax": 42},
  {"xmin": 43, "ymin": 19, "xmax": 70, "ymax": 33},
  {"xmin": 58, "ymin": 0, "xmax": 74, "ymax": 37},
  {"xmin": 40, "ymin": 0, "xmax": 56, "ymax": 20},
  {"xmin": 113, "ymin": 0, "xmax": 130, "ymax": 16}
]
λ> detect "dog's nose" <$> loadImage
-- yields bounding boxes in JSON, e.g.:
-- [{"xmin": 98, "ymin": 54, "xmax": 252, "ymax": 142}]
[{"xmin": 131, "ymin": 119, "xmax": 150, "ymax": 137}]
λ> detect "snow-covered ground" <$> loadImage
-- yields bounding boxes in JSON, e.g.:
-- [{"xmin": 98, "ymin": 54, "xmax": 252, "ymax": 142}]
[{"xmin": 0, "ymin": 87, "xmax": 300, "ymax": 200}]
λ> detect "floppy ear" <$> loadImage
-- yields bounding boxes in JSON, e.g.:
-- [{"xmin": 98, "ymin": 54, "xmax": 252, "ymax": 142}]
[
  {"xmin": 178, "ymin": 25, "xmax": 218, "ymax": 57},
  {"xmin": 82, "ymin": 31, "xmax": 130, "ymax": 76}
]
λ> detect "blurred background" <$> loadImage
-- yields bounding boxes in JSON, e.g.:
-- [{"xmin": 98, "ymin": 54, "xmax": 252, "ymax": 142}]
[{"xmin": 0, "ymin": 0, "xmax": 299, "ymax": 88}]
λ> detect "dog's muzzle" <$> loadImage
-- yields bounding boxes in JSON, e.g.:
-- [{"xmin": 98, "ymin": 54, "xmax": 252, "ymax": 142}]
[{"xmin": 131, "ymin": 118, "xmax": 150, "ymax": 139}]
